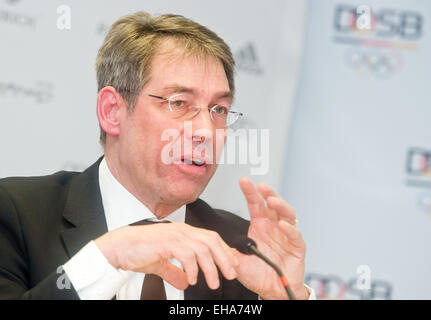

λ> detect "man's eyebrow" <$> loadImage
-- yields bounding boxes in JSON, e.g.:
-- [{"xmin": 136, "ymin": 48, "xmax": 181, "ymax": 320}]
[
  {"xmin": 162, "ymin": 85, "xmax": 233, "ymax": 100},
  {"xmin": 162, "ymin": 85, "xmax": 194, "ymax": 94},
  {"xmin": 217, "ymin": 91, "xmax": 233, "ymax": 99}
]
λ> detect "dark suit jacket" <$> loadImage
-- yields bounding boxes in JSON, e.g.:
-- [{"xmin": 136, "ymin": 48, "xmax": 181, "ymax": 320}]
[{"xmin": 0, "ymin": 158, "xmax": 257, "ymax": 300}]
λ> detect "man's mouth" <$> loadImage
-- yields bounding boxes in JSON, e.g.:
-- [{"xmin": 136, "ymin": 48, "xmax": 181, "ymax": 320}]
[
  {"xmin": 181, "ymin": 157, "xmax": 206, "ymax": 167},
  {"xmin": 172, "ymin": 155, "xmax": 209, "ymax": 177}
]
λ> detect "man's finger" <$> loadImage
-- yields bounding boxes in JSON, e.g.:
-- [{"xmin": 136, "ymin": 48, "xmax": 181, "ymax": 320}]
[
  {"xmin": 257, "ymin": 183, "xmax": 296, "ymax": 222},
  {"xmin": 153, "ymin": 261, "xmax": 189, "ymax": 291},
  {"xmin": 192, "ymin": 242, "xmax": 221, "ymax": 290},
  {"xmin": 266, "ymin": 196, "xmax": 296, "ymax": 225},
  {"xmin": 174, "ymin": 229, "xmax": 226, "ymax": 290},
  {"xmin": 278, "ymin": 220, "xmax": 306, "ymax": 253},
  {"xmin": 257, "ymin": 183, "xmax": 281, "ymax": 200},
  {"xmin": 239, "ymin": 177, "xmax": 276, "ymax": 220},
  {"xmin": 168, "ymin": 243, "xmax": 200, "ymax": 286},
  {"xmin": 188, "ymin": 229, "xmax": 238, "ymax": 282},
  {"xmin": 239, "ymin": 177, "xmax": 262, "ymax": 206}
]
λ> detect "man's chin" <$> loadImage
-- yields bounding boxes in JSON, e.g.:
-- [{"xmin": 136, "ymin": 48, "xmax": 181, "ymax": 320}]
[
  {"xmin": 177, "ymin": 186, "xmax": 203, "ymax": 203},
  {"xmin": 161, "ymin": 167, "xmax": 215, "ymax": 203},
  {"xmin": 168, "ymin": 181, "xmax": 207, "ymax": 204}
]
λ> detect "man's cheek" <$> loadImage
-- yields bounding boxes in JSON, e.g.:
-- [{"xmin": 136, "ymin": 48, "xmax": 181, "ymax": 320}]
[
  {"xmin": 214, "ymin": 129, "xmax": 227, "ymax": 164},
  {"xmin": 160, "ymin": 129, "xmax": 182, "ymax": 165}
]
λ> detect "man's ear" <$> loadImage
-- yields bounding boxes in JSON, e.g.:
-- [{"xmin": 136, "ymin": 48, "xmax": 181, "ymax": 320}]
[{"xmin": 96, "ymin": 86, "xmax": 125, "ymax": 139}]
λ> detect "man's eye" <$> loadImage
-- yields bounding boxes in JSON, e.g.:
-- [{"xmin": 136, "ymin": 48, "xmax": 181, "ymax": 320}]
[
  {"xmin": 172, "ymin": 100, "xmax": 185, "ymax": 108},
  {"xmin": 213, "ymin": 106, "xmax": 227, "ymax": 114}
]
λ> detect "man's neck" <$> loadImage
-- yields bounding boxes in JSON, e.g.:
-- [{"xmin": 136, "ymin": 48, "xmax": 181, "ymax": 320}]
[{"xmin": 103, "ymin": 154, "xmax": 181, "ymax": 219}]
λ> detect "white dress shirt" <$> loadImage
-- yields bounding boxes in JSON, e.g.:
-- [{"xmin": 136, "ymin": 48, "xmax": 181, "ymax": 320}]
[{"xmin": 63, "ymin": 158, "xmax": 316, "ymax": 300}]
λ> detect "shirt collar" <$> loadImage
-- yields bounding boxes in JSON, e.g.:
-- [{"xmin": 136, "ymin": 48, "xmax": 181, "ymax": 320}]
[{"xmin": 98, "ymin": 157, "xmax": 185, "ymax": 231}]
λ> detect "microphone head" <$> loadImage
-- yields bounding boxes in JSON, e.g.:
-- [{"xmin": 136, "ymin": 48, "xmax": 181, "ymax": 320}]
[{"xmin": 232, "ymin": 236, "xmax": 257, "ymax": 255}]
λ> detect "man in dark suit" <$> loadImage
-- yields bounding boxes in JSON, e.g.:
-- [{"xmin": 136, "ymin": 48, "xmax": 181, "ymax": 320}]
[{"xmin": 0, "ymin": 12, "xmax": 312, "ymax": 300}]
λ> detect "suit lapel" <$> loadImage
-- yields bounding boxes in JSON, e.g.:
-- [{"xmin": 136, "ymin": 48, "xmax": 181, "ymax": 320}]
[{"xmin": 60, "ymin": 157, "xmax": 108, "ymax": 257}]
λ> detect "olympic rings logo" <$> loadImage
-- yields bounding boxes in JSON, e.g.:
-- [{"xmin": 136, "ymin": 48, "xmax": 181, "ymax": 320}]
[{"xmin": 344, "ymin": 48, "xmax": 404, "ymax": 79}]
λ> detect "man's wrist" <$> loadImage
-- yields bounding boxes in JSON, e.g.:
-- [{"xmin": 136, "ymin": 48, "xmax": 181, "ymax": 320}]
[
  {"xmin": 258, "ymin": 283, "xmax": 311, "ymax": 300},
  {"xmin": 63, "ymin": 241, "xmax": 129, "ymax": 299},
  {"xmin": 292, "ymin": 283, "xmax": 310, "ymax": 300},
  {"xmin": 94, "ymin": 231, "xmax": 121, "ymax": 270}
]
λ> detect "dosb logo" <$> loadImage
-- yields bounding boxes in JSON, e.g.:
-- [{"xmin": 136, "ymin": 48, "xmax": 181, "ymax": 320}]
[
  {"xmin": 334, "ymin": 4, "xmax": 423, "ymax": 40},
  {"xmin": 406, "ymin": 147, "xmax": 431, "ymax": 177},
  {"xmin": 405, "ymin": 147, "xmax": 431, "ymax": 218},
  {"xmin": 305, "ymin": 272, "xmax": 392, "ymax": 300}
]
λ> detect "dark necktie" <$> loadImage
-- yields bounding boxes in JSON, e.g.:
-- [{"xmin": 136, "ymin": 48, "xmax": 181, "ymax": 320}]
[{"xmin": 130, "ymin": 219, "xmax": 171, "ymax": 300}]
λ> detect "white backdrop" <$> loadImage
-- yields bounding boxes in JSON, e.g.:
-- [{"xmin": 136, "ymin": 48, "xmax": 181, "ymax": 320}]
[{"xmin": 283, "ymin": 0, "xmax": 431, "ymax": 299}]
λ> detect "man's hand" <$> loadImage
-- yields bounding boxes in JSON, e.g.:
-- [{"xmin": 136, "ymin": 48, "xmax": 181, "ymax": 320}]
[
  {"xmin": 94, "ymin": 223, "xmax": 239, "ymax": 291},
  {"xmin": 234, "ymin": 177, "xmax": 309, "ymax": 300}
]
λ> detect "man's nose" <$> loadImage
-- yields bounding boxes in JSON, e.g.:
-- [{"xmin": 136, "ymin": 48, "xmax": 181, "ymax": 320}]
[{"xmin": 188, "ymin": 107, "xmax": 215, "ymax": 142}]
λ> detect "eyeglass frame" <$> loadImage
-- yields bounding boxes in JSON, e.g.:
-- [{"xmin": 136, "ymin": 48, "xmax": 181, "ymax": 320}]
[{"xmin": 143, "ymin": 93, "xmax": 244, "ymax": 127}]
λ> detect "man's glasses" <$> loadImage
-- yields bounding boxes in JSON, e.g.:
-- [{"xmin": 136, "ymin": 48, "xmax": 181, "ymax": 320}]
[{"xmin": 145, "ymin": 93, "xmax": 243, "ymax": 127}]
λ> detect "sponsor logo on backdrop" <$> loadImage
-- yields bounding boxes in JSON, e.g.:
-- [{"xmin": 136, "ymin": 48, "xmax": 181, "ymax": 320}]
[
  {"xmin": 96, "ymin": 22, "xmax": 109, "ymax": 36},
  {"xmin": 405, "ymin": 147, "xmax": 431, "ymax": 188},
  {"xmin": 405, "ymin": 147, "xmax": 431, "ymax": 217},
  {"xmin": 0, "ymin": 0, "xmax": 37, "ymax": 27},
  {"xmin": 333, "ymin": 4, "xmax": 423, "ymax": 79},
  {"xmin": 234, "ymin": 42, "xmax": 263, "ymax": 75},
  {"xmin": 305, "ymin": 272, "xmax": 392, "ymax": 300},
  {"xmin": 5, "ymin": 0, "xmax": 20, "ymax": 5},
  {"xmin": 0, "ymin": 81, "xmax": 53, "ymax": 103},
  {"xmin": 344, "ymin": 47, "xmax": 403, "ymax": 79}
]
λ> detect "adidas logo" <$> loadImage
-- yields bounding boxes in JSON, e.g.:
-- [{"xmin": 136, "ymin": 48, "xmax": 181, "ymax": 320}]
[
  {"xmin": 5, "ymin": 0, "xmax": 21, "ymax": 5},
  {"xmin": 96, "ymin": 22, "xmax": 109, "ymax": 36},
  {"xmin": 234, "ymin": 42, "xmax": 263, "ymax": 75}
]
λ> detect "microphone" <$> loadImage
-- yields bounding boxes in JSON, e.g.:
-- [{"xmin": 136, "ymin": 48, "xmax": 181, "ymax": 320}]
[{"xmin": 232, "ymin": 236, "xmax": 296, "ymax": 300}]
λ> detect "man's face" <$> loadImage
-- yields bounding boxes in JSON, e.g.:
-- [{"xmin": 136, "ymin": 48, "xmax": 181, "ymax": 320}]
[{"xmin": 116, "ymin": 46, "xmax": 231, "ymax": 208}]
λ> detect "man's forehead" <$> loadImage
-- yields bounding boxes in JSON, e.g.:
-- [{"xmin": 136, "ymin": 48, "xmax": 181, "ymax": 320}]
[
  {"xmin": 146, "ymin": 46, "xmax": 230, "ymax": 95},
  {"xmin": 150, "ymin": 38, "xmax": 225, "ymax": 72},
  {"xmin": 151, "ymin": 51, "xmax": 224, "ymax": 74}
]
